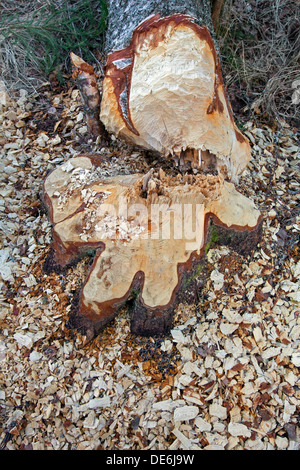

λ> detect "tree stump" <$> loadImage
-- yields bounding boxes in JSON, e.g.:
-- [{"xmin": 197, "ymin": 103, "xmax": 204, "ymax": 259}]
[{"xmin": 43, "ymin": 0, "xmax": 262, "ymax": 339}]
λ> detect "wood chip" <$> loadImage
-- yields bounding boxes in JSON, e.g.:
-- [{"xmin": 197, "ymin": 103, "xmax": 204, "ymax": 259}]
[
  {"xmin": 228, "ymin": 422, "xmax": 251, "ymax": 438},
  {"xmin": 0, "ymin": 78, "xmax": 299, "ymax": 452},
  {"xmin": 209, "ymin": 403, "xmax": 227, "ymax": 420},
  {"xmin": 173, "ymin": 405, "xmax": 199, "ymax": 422}
]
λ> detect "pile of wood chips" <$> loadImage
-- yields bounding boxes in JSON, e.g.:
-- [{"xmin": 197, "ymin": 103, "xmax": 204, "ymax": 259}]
[{"xmin": 0, "ymin": 81, "xmax": 299, "ymax": 450}]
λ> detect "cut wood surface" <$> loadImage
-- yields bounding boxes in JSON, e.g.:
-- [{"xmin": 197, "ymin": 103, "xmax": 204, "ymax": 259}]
[
  {"xmin": 100, "ymin": 9, "xmax": 250, "ymax": 181},
  {"xmin": 43, "ymin": 155, "xmax": 262, "ymax": 337},
  {"xmin": 43, "ymin": 0, "xmax": 262, "ymax": 337}
]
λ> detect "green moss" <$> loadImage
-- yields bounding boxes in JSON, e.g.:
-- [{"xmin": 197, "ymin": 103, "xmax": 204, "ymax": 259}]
[
  {"xmin": 194, "ymin": 263, "xmax": 204, "ymax": 278},
  {"xmin": 204, "ymin": 226, "xmax": 219, "ymax": 254},
  {"xmin": 130, "ymin": 288, "xmax": 141, "ymax": 299},
  {"xmin": 182, "ymin": 263, "xmax": 204, "ymax": 290}
]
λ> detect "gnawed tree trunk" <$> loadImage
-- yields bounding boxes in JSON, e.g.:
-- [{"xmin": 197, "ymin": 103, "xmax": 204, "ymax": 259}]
[
  {"xmin": 43, "ymin": 0, "xmax": 262, "ymax": 339},
  {"xmin": 43, "ymin": 156, "xmax": 262, "ymax": 339},
  {"xmin": 100, "ymin": 0, "xmax": 249, "ymax": 182}
]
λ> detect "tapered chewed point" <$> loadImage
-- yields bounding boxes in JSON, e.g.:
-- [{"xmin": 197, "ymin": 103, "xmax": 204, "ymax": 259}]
[{"xmin": 100, "ymin": 14, "xmax": 251, "ymax": 181}]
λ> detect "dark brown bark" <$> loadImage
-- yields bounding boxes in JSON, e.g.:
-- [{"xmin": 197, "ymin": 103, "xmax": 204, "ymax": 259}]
[
  {"xmin": 211, "ymin": 0, "xmax": 226, "ymax": 29},
  {"xmin": 64, "ymin": 215, "xmax": 263, "ymax": 340}
]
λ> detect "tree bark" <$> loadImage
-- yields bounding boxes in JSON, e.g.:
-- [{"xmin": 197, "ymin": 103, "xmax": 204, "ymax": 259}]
[
  {"xmin": 104, "ymin": 0, "xmax": 214, "ymax": 53},
  {"xmin": 211, "ymin": 0, "xmax": 226, "ymax": 29},
  {"xmin": 100, "ymin": 0, "xmax": 249, "ymax": 182},
  {"xmin": 43, "ymin": 0, "xmax": 262, "ymax": 339},
  {"xmin": 70, "ymin": 52, "xmax": 108, "ymax": 142}
]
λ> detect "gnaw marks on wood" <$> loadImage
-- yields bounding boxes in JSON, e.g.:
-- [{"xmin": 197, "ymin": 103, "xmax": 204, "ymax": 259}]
[
  {"xmin": 44, "ymin": 10, "xmax": 261, "ymax": 338},
  {"xmin": 43, "ymin": 155, "xmax": 261, "ymax": 338}
]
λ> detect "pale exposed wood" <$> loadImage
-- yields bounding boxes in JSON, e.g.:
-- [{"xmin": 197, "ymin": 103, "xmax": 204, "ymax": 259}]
[
  {"xmin": 43, "ymin": 3, "xmax": 261, "ymax": 337},
  {"xmin": 100, "ymin": 15, "xmax": 250, "ymax": 182},
  {"xmin": 43, "ymin": 155, "xmax": 261, "ymax": 334}
]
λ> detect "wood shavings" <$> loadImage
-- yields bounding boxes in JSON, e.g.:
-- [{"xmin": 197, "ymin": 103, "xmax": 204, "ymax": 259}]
[
  {"xmin": 173, "ymin": 405, "xmax": 199, "ymax": 423},
  {"xmin": 0, "ymin": 82, "xmax": 299, "ymax": 451},
  {"xmin": 228, "ymin": 422, "xmax": 251, "ymax": 438}
]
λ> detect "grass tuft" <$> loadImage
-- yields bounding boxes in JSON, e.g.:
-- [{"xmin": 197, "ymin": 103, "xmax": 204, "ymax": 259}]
[
  {"xmin": 0, "ymin": 0, "xmax": 108, "ymax": 92},
  {"xmin": 0, "ymin": 0, "xmax": 299, "ymax": 128},
  {"xmin": 217, "ymin": 0, "xmax": 300, "ymax": 127}
]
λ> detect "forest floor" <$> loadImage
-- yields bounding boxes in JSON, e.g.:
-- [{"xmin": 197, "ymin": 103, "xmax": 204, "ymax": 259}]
[{"xmin": 0, "ymin": 75, "xmax": 299, "ymax": 450}]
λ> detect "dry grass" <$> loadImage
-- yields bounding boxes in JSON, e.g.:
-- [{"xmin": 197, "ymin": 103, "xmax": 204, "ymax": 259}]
[
  {"xmin": 0, "ymin": 1, "xmax": 45, "ymax": 91},
  {"xmin": 0, "ymin": 0, "xmax": 107, "ymax": 94},
  {"xmin": 0, "ymin": 0, "xmax": 299, "ymax": 127},
  {"xmin": 217, "ymin": 0, "xmax": 300, "ymax": 127}
]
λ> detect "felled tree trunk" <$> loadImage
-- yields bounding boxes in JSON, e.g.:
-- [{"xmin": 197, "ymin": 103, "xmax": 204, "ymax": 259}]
[
  {"xmin": 43, "ymin": 0, "xmax": 262, "ymax": 339},
  {"xmin": 100, "ymin": 0, "xmax": 249, "ymax": 182}
]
